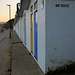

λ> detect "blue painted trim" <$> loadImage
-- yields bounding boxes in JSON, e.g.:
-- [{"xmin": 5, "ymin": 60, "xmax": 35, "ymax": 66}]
[{"xmin": 34, "ymin": 11, "xmax": 38, "ymax": 59}]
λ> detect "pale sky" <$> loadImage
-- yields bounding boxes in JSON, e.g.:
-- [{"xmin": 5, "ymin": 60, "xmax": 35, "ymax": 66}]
[{"xmin": 0, "ymin": 0, "xmax": 20, "ymax": 22}]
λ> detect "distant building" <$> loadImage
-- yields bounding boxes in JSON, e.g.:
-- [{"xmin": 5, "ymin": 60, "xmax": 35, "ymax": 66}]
[{"xmin": 13, "ymin": 0, "xmax": 75, "ymax": 74}]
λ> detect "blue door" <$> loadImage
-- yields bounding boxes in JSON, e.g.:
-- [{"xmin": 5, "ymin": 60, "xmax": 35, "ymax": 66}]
[
  {"xmin": 34, "ymin": 11, "xmax": 38, "ymax": 59},
  {"xmin": 25, "ymin": 19, "xmax": 26, "ymax": 45}
]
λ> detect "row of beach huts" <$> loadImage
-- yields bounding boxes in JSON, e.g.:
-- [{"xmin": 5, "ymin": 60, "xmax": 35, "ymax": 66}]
[{"xmin": 13, "ymin": 0, "xmax": 75, "ymax": 74}]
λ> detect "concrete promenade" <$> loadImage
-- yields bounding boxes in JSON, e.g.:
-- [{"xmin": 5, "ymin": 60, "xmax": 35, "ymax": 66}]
[
  {"xmin": 0, "ymin": 30, "xmax": 75, "ymax": 75},
  {"xmin": 11, "ymin": 31, "xmax": 44, "ymax": 75}
]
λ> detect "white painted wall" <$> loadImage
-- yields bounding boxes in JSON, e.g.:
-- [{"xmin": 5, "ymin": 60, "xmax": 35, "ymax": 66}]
[
  {"xmin": 20, "ymin": 19, "xmax": 23, "ymax": 41},
  {"xmin": 22, "ymin": 0, "xmax": 46, "ymax": 73},
  {"xmin": 38, "ymin": 0, "xmax": 46, "ymax": 73},
  {"xmin": 46, "ymin": 0, "xmax": 75, "ymax": 73},
  {"xmin": 24, "ymin": 9, "xmax": 31, "ymax": 52},
  {"xmin": 19, "ymin": 20, "xmax": 21, "ymax": 38},
  {"xmin": 21, "ymin": 18, "xmax": 24, "ymax": 42}
]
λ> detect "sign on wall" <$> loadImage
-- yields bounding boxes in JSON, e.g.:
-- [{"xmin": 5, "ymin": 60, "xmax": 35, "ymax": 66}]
[{"xmin": 55, "ymin": 4, "xmax": 69, "ymax": 7}]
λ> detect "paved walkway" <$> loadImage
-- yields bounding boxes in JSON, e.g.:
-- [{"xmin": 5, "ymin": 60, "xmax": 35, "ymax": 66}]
[
  {"xmin": 11, "ymin": 31, "xmax": 44, "ymax": 75},
  {"xmin": 0, "ymin": 30, "xmax": 11, "ymax": 75},
  {"xmin": 0, "ymin": 30, "xmax": 74, "ymax": 75}
]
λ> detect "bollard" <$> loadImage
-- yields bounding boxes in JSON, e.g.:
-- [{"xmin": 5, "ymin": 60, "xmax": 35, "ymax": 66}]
[{"xmin": 9, "ymin": 29, "xmax": 12, "ymax": 38}]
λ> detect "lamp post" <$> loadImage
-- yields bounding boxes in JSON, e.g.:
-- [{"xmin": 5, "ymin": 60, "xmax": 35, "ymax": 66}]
[
  {"xmin": 7, "ymin": 4, "xmax": 11, "ymax": 20},
  {"xmin": 7, "ymin": 4, "xmax": 11, "ymax": 38}
]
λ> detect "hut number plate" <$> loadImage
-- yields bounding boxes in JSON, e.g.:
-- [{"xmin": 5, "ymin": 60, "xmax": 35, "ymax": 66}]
[{"xmin": 55, "ymin": 4, "xmax": 69, "ymax": 7}]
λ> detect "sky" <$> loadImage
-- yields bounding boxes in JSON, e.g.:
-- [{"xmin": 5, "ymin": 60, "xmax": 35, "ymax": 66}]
[{"xmin": 0, "ymin": 0, "xmax": 20, "ymax": 22}]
